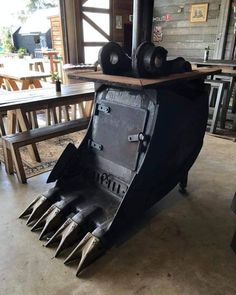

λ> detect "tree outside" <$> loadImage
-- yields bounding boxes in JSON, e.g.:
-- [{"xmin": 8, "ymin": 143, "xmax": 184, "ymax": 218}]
[
  {"xmin": 0, "ymin": 0, "xmax": 58, "ymax": 54},
  {"xmin": 1, "ymin": 28, "xmax": 14, "ymax": 53},
  {"xmin": 26, "ymin": 0, "xmax": 58, "ymax": 13}
]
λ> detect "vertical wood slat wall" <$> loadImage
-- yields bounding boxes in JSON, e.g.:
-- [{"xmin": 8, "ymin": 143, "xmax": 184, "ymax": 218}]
[
  {"xmin": 59, "ymin": 0, "xmax": 235, "ymax": 62},
  {"xmin": 153, "ymin": 0, "xmax": 221, "ymax": 59},
  {"xmin": 112, "ymin": 0, "xmax": 133, "ymax": 45},
  {"xmin": 59, "ymin": 0, "xmax": 133, "ymax": 64},
  {"xmin": 225, "ymin": 8, "xmax": 236, "ymax": 59},
  {"xmin": 49, "ymin": 15, "xmax": 64, "ymax": 60}
]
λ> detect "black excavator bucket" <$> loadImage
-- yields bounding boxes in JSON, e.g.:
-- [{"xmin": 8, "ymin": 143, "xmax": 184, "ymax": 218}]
[
  {"xmin": 20, "ymin": 75, "xmax": 210, "ymax": 275},
  {"xmin": 20, "ymin": 0, "xmax": 215, "ymax": 276}
]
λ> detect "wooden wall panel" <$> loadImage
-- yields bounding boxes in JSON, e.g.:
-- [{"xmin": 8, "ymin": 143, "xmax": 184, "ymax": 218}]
[
  {"xmin": 224, "ymin": 9, "xmax": 235, "ymax": 59},
  {"xmin": 59, "ymin": 0, "xmax": 234, "ymax": 62},
  {"xmin": 59, "ymin": 0, "xmax": 134, "ymax": 63},
  {"xmin": 153, "ymin": 0, "xmax": 221, "ymax": 58},
  {"xmin": 112, "ymin": 0, "xmax": 133, "ymax": 45},
  {"xmin": 49, "ymin": 15, "xmax": 64, "ymax": 60}
]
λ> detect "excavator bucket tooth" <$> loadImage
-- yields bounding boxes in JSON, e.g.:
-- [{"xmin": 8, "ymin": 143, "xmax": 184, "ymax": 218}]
[
  {"xmin": 31, "ymin": 196, "xmax": 79, "ymax": 240},
  {"xmin": 46, "ymin": 218, "xmax": 80, "ymax": 257},
  {"xmin": 31, "ymin": 205, "xmax": 61, "ymax": 240},
  {"xmin": 26, "ymin": 197, "xmax": 52, "ymax": 226},
  {"xmin": 64, "ymin": 232, "xmax": 105, "ymax": 276},
  {"xmin": 46, "ymin": 206, "xmax": 101, "ymax": 257},
  {"xmin": 55, "ymin": 220, "xmax": 81, "ymax": 257},
  {"xmin": 19, "ymin": 195, "xmax": 47, "ymax": 220},
  {"xmin": 45, "ymin": 218, "xmax": 73, "ymax": 247},
  {"xmin": 19, "ymin": 187, "xmax": 60, "ymax": 225}
]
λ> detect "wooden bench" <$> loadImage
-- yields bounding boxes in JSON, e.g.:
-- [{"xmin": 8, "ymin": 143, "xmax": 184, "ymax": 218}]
[
  {"xmin": 29, "ymin": 59, "xmax": 45, "ymax": 73},
  {"xmin": 2, "ymin": 117, "xmax": 90, "ymax": 184},
  {"xmin": 28, "ymin": 59, "xmax": 46, "ymax": 81}
]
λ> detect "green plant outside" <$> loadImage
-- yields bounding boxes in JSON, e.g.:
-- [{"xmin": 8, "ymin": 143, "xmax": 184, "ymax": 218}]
[
  {"xmin": 17, "ymin": 47, "xmax": 27, "ymax": 54},
  {"xmin": 51, "ymin": 71, "xmax": 60, "ymax": 82}
]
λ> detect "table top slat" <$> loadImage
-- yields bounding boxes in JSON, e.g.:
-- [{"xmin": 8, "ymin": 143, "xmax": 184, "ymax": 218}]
[
  {"xmin": 71, "ymin": 68, "xmax": 221, "ymax": 90},
  {"xmin": 0, "ymin": 82, "xmax": 95, "ymax": 112},
  {"xmin": 0, "ymin": 69, "xmax": 51, "ymax": 80},
  {"xmin": 188, "ymin": 58, "xmax": 236, "ymax": 68}
]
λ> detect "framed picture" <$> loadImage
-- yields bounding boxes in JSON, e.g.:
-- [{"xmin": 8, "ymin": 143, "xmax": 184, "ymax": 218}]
[{"xmin": 190, "ymin": 3, "xmax": 208, "ymax": 23}]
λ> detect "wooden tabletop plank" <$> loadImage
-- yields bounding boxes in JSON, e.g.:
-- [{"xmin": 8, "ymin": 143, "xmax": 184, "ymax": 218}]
[
  {"xmin": 0, "ymin": 82, "xmax": 94, "ymax": 101},
  {"xmin": 41, "ymin": 50, "xmax": 59, "ymax": 56},
  {"xmin": 188, "ymin": 58, "xmax": 236, "ymax": 67},
  {"xmin": 70, "ymin": 68, "xmax": 222, "ymax": 90},
  {"xmin": 0, "ymin": 82, "xmax": 95, "ymax": 112},
  {"xmin": 0, "ymin": 69, "xmax": 51, "ymax": 80}
]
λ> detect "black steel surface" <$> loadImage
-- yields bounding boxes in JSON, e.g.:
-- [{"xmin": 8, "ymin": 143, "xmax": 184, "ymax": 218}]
[
  {"xmin": 132, "ymin": 0, "xmax": 154, "ymax": 56},
  {"xmin": 92, "ymin": 100, "xmax": 147, "ymax": 170},
  {"xmin": 21, "ymin": 78, "xmax": 209, "ymax": 275},
  {"xmin": 19, "ymin": 0, "xmax": 209, "ymax": 276}
]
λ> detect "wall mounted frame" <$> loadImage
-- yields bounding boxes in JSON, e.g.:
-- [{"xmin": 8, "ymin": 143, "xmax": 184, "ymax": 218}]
[{"xmin": 190, "ymin": 3, "xmax": 208, "ymax": 23}]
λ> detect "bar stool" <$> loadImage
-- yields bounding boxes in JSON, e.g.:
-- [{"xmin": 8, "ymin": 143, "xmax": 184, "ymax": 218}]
[
  {"xmin": 204, "ymin": 79, "xmax": 230, "ymax": 133},
  {"xmin": 213, "ymin": 73, "xmax": 236, "ymax": 129}
]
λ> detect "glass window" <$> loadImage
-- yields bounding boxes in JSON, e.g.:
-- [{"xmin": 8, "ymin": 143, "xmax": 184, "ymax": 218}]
[
  {"xmin": 84, "ymin": 46, "xmax": 102, "ymax": 64},
  {"xmin": 83, "ymin": 19, "xmax": 109, "ymax": 42},
  {"xmin": 84, "ymin": 12, "xmax": 110, "ymax": 35},
  {"xmin": 83, "ymin": 0, "xmax": 109, "ymax": 9}
]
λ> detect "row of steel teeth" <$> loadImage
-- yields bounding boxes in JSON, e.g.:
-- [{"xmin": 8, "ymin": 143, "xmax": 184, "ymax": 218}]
[{"xmin": 19, "ymin": 194, "xmax": 106, "ymax": 276}]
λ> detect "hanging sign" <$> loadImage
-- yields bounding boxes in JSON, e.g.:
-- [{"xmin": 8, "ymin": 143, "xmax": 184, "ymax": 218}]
[{"xmin": 153, "ymin": 14, "xmax": 172, "ymax": 22}]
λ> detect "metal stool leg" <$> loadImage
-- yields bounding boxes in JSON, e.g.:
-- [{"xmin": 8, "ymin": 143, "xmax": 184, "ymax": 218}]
[
  {"xmin": 179, "ymin": 173, "xmax": 188, "ymax": 195},
  {"xmin": 220, "ymin": 84, "xmax": 230, "ymax": 129},
  {"xmin": 210, "ymin": 83, "xmax": 224, "ymax": 133}
]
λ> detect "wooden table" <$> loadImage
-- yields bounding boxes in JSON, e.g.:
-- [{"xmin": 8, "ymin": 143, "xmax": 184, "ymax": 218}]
[
  {"xmin": 188, "ymin": 58, "xmax": 236, "ymax": 70},
  {"xmin": 0, "ymin": 82, "xmax": 95, "ymax": 162},
  {"xmin": 0, "ymin": 69, "xmax": 51, "ymax": 91}
]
